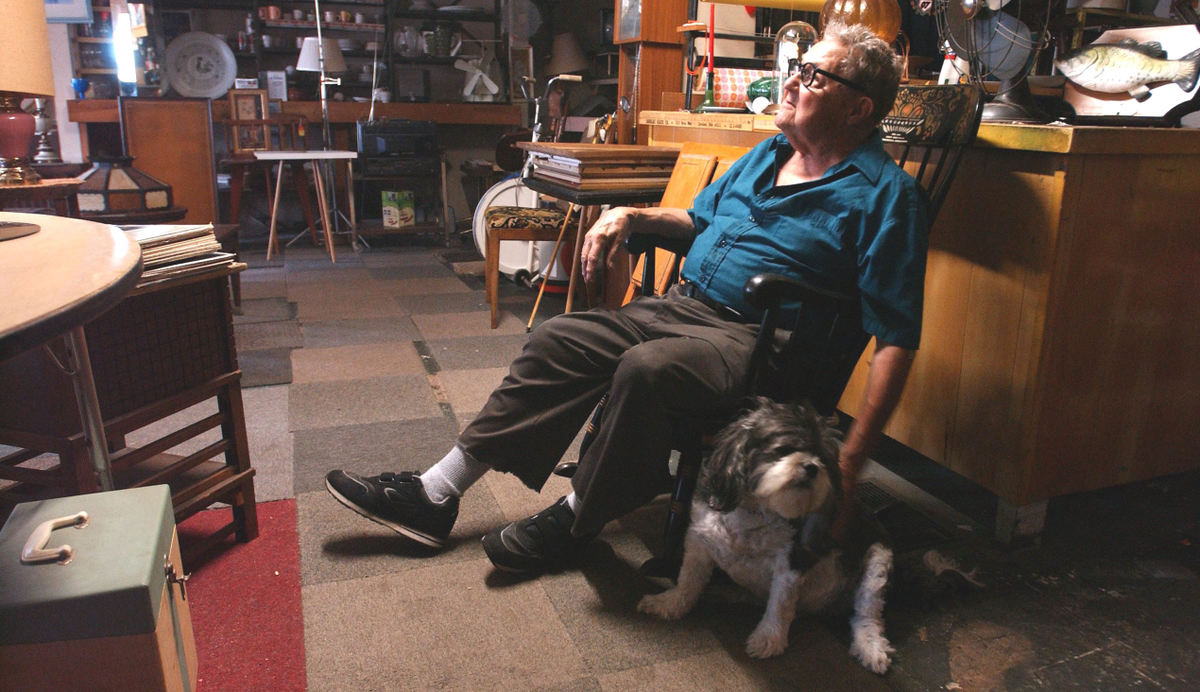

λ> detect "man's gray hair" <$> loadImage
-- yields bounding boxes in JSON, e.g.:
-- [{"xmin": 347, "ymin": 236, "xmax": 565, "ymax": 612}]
[{"xmin": 822, "ymin": 21, "xmax": 903, "ymax": 126}]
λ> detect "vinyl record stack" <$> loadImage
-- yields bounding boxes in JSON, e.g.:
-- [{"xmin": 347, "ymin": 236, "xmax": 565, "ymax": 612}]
[
  {"xmin": 521, "ymin": 143, "xmax": 680, "ymax": 191},
  {"xmin": 122, "ymin": 223, "xmax": 237, "ymax": 287}
]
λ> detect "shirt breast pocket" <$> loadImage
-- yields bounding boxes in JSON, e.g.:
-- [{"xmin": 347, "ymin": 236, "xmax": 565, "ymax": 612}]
[{"xmin": 784, "ymin": 209, "xmax": 851, "ymax": 273}]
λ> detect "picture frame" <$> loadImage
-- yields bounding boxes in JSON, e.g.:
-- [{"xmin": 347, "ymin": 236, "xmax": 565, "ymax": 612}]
[
  {"xmin": 44, "ymin": 0, "xmax": 94, "ymax": 24},
  {"xmin": 228, "ymin": 89, "xmax": 270, "ymax": 153}
]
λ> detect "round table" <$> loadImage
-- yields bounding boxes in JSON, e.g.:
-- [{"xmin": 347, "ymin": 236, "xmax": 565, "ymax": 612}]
[{"xmin": 0, "ymin": 212, "xmax": 143, "ymax": 490}]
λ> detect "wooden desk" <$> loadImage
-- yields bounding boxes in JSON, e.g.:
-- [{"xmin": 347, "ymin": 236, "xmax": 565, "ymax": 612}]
[
  {"xmin": 520, "ymin": 175, "xmax": 668, "ymax": 316},
  {"xmin": 641, "ymin": 111, "xmax": 1200, "ymax": 539},
  {"xmin": 255, "ymin": 149, "xmax": 357, "ymax": 262}
]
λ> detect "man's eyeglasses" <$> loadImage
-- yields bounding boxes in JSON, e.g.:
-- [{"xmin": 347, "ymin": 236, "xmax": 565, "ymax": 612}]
[{"xmin": 789, "ymin": 61, "xmax": 869, "ymax": 95}]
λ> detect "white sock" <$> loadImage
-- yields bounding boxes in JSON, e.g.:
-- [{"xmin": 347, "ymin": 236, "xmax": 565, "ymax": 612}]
[
  {"xmin": 564, "ymin": 491, "xmax": 580, "ymax": 515},
  {"xmin": 420, "ymin": 446, "xmax": 489, "ymax": 504}
]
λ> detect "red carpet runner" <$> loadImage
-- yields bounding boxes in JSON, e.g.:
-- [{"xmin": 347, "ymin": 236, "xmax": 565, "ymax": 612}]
[{"xmin": 179, "ymin": 500, "xmax": 305, "ymax": 691}]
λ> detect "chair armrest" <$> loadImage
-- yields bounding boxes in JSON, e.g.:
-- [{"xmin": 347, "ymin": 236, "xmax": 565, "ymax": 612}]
[
  {"xmin": 743, "ymin": 273, "xmax": 855, "ymax": 312},
  {"xmin": 625, "ymin": 232, "xmax": 692, "ymax": 257}
]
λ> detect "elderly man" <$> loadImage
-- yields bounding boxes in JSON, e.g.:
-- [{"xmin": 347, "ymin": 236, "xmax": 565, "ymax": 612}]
[{"xmin": 326, "ymin": 22, "xmax": 925, "ymax": 575}]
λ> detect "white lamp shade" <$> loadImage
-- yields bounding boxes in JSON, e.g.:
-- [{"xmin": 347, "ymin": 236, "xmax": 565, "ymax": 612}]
[
  {"xmin": 546, "ymin": 32, "xmax": 589, "ymax": 75},
  {"xmin": 297, "ymin": 37, "xmax": 347, "ymax": 73},
  {"xmin": 0, "ymin": 0, "xmax": 55, "ymax": 97}
]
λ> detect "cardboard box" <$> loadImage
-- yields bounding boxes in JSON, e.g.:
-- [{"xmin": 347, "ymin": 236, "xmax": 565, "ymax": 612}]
[
  {"xmin": 382, "ymin": 190, "xmax": 415, "ymax": 228},
  {"xmin": 0, "ymin": 486, "xmax": 197, "ymax": 691}
]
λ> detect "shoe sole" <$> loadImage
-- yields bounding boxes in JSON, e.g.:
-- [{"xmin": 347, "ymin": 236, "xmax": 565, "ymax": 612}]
[{"xmin": 325, "ymin": 478, "xmax": 446, "ymax": 548}]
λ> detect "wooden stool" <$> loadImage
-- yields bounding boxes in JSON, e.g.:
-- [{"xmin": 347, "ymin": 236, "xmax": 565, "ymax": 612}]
[{"xmin": 484, "ymin": 205, "xmax": 572, "ymax": 328}]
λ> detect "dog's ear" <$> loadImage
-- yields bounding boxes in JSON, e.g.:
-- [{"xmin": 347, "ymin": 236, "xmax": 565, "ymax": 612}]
[
  {"xmin": 701, "ymin": 403, "xmax": 762, "ymax": 511},
  {"xmin": 796, "ymin": 402, "xmax": 842, "ymax": 499}
]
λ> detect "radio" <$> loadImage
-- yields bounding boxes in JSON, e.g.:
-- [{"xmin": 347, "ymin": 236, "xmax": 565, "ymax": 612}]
[{"xmin": 356, "ymin": 119, "xmax": 438, "ymax": 158}]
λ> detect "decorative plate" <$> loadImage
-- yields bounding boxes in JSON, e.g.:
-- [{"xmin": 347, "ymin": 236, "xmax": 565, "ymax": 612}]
[{"xmin": 163, "ymin": 32, "xmax": 237, "ymax": 99}]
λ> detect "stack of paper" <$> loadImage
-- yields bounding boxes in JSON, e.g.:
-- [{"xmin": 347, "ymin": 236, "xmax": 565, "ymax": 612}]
[
  {"xmin": 518, "ymin": 143, "xmax": 679, "ymax": 191},
  {"xmin": 122, "ymin": 223, "xmax": 236, "ymax": 285}
]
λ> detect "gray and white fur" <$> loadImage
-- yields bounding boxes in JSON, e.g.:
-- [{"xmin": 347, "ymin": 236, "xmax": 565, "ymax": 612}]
[{"xmin": 637, "ymin": 397, "xmax": 895, "ymax": 673}]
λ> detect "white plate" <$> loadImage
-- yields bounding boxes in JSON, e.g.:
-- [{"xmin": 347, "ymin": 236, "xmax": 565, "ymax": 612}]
[{"xmin": 164, "ymin": 32, "xmax": 237, "ymax": 99}]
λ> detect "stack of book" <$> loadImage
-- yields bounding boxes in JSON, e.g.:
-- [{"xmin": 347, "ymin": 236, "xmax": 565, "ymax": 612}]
[
  {"xmin": 519, "ymin": 143, "xmax": 680, "ymax": 191},
  {"xmin": 121, "ymin": 224, "xmax": 236, "ymax": 286}
]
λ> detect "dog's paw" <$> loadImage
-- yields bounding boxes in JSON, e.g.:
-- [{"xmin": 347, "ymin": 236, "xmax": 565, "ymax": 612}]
[
  {"xmin": 745, "ymin": 623, "xmax": 788, "ymax": 658},
  {"xmin": 637, "ymin": 590, "xmax": 691, "ymax": 620},
  {"xmin": 849, "ymin": 636, "xmax": 894, "ymax": 674}
]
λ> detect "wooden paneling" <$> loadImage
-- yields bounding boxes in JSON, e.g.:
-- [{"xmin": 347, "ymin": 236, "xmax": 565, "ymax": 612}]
[
  {"xmin": 641, "ymin": 111, "xmax": 1200, "ymax": 510},
  {"xmin": 121, "ymin": 99, "xmax": 217, "ymax": 226}
]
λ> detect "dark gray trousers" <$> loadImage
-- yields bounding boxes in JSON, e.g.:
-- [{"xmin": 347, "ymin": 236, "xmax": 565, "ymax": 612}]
[{"xmin": 457, "ymin": 284, "xmax": 759, "ymax": 535}]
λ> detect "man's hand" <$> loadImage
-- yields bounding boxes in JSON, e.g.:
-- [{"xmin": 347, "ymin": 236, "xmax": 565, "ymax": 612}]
[
  {"xmin": 580, "ymin": 207, "xmax": 639, "ymax": 285},
  {"xmin": 832, "ymin": 447, "xmax": 866, "ymax": 543}
]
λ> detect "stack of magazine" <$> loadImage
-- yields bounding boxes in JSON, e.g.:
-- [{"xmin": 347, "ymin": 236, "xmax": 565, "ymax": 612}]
[
  {"xmin": 519, "ymin": 143, "xmax": 679, "ymax": 191},
  {"xmin": 121, "ymin": 224, "xmax": 235, "ymax": 286}
]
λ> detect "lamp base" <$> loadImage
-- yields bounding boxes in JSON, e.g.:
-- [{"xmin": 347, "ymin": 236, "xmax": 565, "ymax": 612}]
[
  {"xmin": 0, "ymin": 157, "xmax": 41, "ymax": 185},
  {"xmin": 0, "ymin": 95, "xmax": 40, "ymax": 185}
]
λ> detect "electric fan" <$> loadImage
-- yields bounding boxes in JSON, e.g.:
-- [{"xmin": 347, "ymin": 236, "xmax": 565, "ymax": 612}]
[{"xmin": 932, "ymin": 0, "xmax": 1055, "ymax": 122}]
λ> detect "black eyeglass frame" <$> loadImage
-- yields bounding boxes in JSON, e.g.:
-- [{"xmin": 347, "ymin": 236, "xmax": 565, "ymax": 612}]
[{"xmin": 790, "ymin": 61, "xmax": 869, "ymax": 95}]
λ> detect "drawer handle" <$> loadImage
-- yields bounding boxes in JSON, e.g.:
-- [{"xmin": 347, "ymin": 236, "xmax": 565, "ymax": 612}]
[{"xmin": 20, "ymin": 512, "xmax": 89, "ymax": 565}]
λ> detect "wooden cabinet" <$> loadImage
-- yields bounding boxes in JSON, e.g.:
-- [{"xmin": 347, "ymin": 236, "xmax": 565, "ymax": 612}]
[
  {"xmin": 0, "ymin": 267, "xmax": 258, "ymax": 562},
  {"xmin": 69, "ymin": 7, "xmax": 118, "ymax": 99},
  {"xmin": 613, "ymin": 0, "xmax": 688, "ymax": 144},
  {"xmin": 640, "ymin": 111, "xmax": 1200, "ymax": 540}
]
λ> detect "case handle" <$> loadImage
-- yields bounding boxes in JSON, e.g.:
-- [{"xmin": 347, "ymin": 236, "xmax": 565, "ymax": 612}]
[{"xmin": 20, "ymin": 512, "xmax": 89, "ymax": 565}]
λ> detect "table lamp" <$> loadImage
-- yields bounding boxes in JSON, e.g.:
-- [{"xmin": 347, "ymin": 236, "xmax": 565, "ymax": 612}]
[
  {"xmin": 0, "ymin": 0, "xmax": 56, "ymax": 185},
  {"xmin": 546, "ymin": 33, "xmax": 589, "ymax": 76}
]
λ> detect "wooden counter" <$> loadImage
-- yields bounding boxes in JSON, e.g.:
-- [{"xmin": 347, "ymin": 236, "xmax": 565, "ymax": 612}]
[
  {"xmin": 642, "ymin": 110, "xmax": 1200, "ymax": 538},
  {"xmin": 67, "ymin": 99, "xmax": 522, "ymax": 126}
]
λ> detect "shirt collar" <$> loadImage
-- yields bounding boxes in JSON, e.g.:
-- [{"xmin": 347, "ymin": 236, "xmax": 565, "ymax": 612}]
[{"xmin": 770, "ymin": 129, "xmax": 889, "ymax": 186}]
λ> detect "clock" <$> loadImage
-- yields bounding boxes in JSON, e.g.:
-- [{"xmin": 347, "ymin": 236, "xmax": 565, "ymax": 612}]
[{"xmin": 163, "ymin": 32, "xmax": 237, "ymax": 99}]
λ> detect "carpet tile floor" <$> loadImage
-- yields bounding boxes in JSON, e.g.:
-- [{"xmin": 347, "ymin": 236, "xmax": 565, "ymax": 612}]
[{"xmin": 171, "ymin": 241, "xmax": 1197, "ymax": 691}]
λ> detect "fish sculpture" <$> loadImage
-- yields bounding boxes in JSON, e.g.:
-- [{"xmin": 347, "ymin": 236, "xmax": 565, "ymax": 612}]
[{"xmin": 1055, "ymin": 39, "xmax": 1200, "ymax": 102}]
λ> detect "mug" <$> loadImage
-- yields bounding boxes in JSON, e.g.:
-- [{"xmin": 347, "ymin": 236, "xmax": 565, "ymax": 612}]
[
  {"xmin": 292, "ymin": 9, "xmax": 305, "ymax": 20},
  {"xmin": 261, "ymin": 34, "xmax": 273, "ymax": 48},
  {"xmin": 324, "ymin": 10, "xmax": 336, "ymax": 22},
  {"xmin": 265, "ymin": 5, "xmax": 281, "ymax": 20},
  {"xmin": 338, "ymin": 10, "xmax": 353, "ymax": 22},
  {"xmin": 373, "ymin": 88, "xmax": 391, "ymax": 103},
  {"xmin": 355, "ymin": 12, "xmax": 365, "ymax": 23}
]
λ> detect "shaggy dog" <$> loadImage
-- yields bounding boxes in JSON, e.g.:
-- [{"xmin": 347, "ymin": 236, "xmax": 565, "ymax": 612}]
[{"xmin": 637, "ymin": 397, "xmax": 895, "ymax": 673}]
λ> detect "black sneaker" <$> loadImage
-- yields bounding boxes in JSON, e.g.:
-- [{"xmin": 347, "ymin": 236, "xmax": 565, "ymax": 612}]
[
  {"xmin": 481, "ymin": 497, "xmax": 595, "ymax": 573},
  {"xmin": 325, "ymin": 470, "xmax": 458, "ymax": 548}
]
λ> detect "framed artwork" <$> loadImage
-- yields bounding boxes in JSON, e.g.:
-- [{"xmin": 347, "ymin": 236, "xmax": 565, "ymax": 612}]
[
  {"xmin": 44, "ymin": 0, "xmax": 93, "ymax": 24},
  {"xmin": 228, "ymin": 89, "xmax": 269, "ymax": 153}
]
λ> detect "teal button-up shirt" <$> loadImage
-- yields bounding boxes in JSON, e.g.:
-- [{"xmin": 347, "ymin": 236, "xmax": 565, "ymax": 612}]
[{"xmin": 682, "ymin": 131, "xmax": 930, "ymax": 349}]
